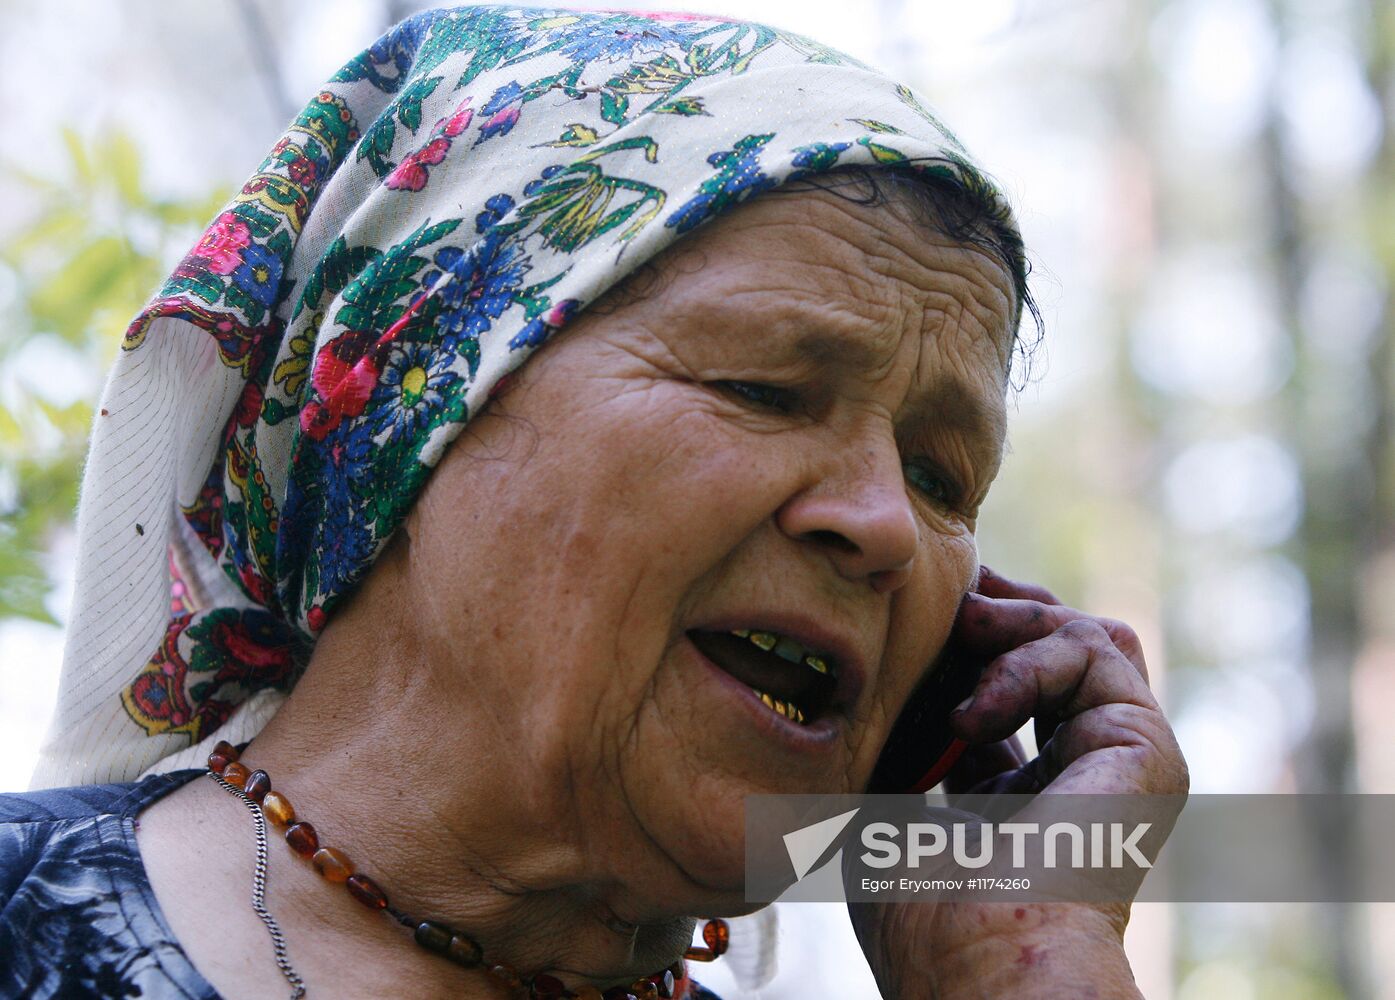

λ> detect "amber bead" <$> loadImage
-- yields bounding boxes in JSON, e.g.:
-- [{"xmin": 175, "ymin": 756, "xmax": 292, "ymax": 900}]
[
  {"xmin": 285, "ymin": 822, "xmax": 319, "ymax": 857},
  {"xmin": 445, "ymin": 933, "xmax": 483, "ymax": 968},
  {"xmin": 531, "ymin": 973, "xmax": 566, "ymax": 996},
  {"xmin": 702, "ymin": 919, "xmax": 729, "ymax": 956},
  {"xmin": 488, "ymin": 964, "xmax": 523, "ymax": 990},
  {"xmin": 244, "ymin": 769, "xmax": 271, "ymax": 803},
  {"xmin": 631, "ymin": 980, "xmax": 658, "ymax": 1000},
  {"xmin": 657, "ymin": 970, "xmax": 675, "ymax": 999},
  {"xmin": 312, "ymin": 847, "xmax": 354, "ymax": 883},
  {"xmin": 222, "ymin": 761, "xmax": 250, "ymax": 788},
  {"xmin": 413, "ymin": 920, "xmax": 453, "ymax": 954},
  {"xmin": 262, "ymin": 791, "xmax": 295, "ymax": 826},
  {"xmin": 573, "ymin": 988, "xmax": 604, "ymax": 1000},
  {"xmin": 207, "ymin": 740, "xmax": 238, "ymax": 774},
  {"xmin": 602, "ymin": 989, "xmax": 638, "ymax": 1000},
  {"xmin": 682, "ymin": 946, "xmax": 714, "ymax": 962},
  {"xmin": 345, "ymin": 873, "xmax": 388, "ymax": 910}
]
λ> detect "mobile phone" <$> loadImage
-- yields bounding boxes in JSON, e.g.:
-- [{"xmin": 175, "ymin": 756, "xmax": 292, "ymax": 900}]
[{"xmin": 866, "ymin": 645, "xmax": 985, "ymax": 794}]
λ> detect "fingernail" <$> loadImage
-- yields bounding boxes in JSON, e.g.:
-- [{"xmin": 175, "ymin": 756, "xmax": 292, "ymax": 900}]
[{"xmin": 952, "ymin": 695, "xmax": 975, "ymax": 714}]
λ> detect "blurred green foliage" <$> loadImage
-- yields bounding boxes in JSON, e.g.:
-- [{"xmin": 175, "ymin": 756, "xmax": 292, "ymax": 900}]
[{"xmin": 0, "ymin": 128, "xmax": 229, "ymax": 622}]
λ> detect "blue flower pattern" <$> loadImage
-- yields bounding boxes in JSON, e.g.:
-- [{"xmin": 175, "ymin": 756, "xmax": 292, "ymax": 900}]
[
  {"xmin": 368, "ymin": 340, "xmax": 465, "ymax": 444},
  {"xmin": 231, "ymin": 243, "xmax": 283, "ymax": 308}
]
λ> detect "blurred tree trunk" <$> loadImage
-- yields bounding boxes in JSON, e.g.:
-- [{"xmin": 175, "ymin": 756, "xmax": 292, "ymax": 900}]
[
  {"xmin": 235, "ymin": 0, "xmax": 295, "ymax": 123},
  {"xmin": 1358, "ymin": 8, "xmax": 1395, "ymax": 993},
  {"xmin": 1262, "ymin": 1, "xmax": 1386, "ymax": 996},
  {"xmin": 1363, "ymin": 1, "xmax": 1395, "ymax": 583}
]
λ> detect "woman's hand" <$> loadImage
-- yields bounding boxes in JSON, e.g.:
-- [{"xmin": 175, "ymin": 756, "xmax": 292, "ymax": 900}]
[{"xmin": 848, "ymin": 567, "xmax": 1189, "ymax": 999}]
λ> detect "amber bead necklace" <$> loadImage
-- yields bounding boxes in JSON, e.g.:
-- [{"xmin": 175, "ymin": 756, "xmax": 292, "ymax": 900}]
[{"xmin": 207, "ymin": 741, "xmax": 729, "ymax": 999}]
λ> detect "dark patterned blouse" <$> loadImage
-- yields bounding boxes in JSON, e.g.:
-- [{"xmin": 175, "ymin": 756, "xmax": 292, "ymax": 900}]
[
  {"xmin": 0, "ymin": 770, "xmax": 216, "ymax": 999},
  {"xmin": 0, "ymin": 771, "xmax": 724, "ymax": 999}
]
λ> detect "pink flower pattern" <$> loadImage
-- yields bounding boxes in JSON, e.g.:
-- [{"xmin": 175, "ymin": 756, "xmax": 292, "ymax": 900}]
[
  {"xmin": 385, "ymin": 98, "xmax": 474, "ymax": 192},
  {"xmin": 191, "ymin": 212, "xmax": 251, "ymax": 275}
]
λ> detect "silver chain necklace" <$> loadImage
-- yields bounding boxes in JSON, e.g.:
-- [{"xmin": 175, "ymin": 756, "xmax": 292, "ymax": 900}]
[{"xmin": 208, "ymin": 770, "xmax": 307, "ymax": 999}]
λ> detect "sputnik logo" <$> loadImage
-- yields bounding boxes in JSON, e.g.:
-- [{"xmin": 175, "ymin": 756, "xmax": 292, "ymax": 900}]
[{"xmin": 779, "ymin": 808, "xmax": 860, "ymax": 900}]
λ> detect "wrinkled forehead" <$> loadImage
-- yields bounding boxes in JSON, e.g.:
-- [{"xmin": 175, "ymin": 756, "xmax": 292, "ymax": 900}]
[
  {"xmin": 602, "ymin": 186, "xmax": 1014, "ymax": 448},
  {"xmin": 646, "ymin": 185, "xmax": 1017, "ymax": 385}
]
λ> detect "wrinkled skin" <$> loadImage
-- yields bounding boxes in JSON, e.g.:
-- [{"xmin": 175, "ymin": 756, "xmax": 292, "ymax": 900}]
[{"xmin": 138, "ymin": 187, "xmax": 1186, "ymax": 999}]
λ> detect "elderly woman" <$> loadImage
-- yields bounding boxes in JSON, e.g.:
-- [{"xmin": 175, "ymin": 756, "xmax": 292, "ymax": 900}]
[{"xmin": 1, "ymin": 7, "xmax": 1186, "ymax": 999}]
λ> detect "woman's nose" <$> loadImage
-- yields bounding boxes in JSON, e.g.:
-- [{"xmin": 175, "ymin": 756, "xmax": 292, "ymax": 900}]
[{"xmin": 776, "ymin": 446, "xmax": 920, "ymax": 593}]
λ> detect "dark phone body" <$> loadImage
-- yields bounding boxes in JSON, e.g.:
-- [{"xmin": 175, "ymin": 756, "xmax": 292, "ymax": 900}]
[{"xmin": 866, "ymin": 646, "xmax": 984, "ymax": 794}]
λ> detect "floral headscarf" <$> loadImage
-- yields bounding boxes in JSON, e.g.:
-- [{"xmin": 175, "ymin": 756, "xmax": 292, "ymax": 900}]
[{"xmin": 33, "ymin": 5, "xmax": 1022, "ymax": 788}]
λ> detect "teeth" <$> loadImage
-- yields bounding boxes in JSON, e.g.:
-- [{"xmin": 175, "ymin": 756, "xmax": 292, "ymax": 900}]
[
  {"xmin": 730, "ymin": 628, "xmax": 836, "ymax": 679},
  {"xmin": 772, "ymin": 636, "xmax": 806, "ymax": 664},
  {"xmin": 750, "ymin": 688, "xmax": 808, "ymax": 725},
  {"xmin": 749, "ymin": 631, "xmax": 778, "ymax": 651}
]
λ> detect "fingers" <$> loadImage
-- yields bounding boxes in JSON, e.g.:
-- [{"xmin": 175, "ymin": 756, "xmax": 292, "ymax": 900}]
[
  {"xmin": 1039, "ymin": 702, "xmax": 1189, "ymax": 795},
  {"xmin": 975, "ymin": 565, "xmax": 1061, "ymax": 605},
  {"xmin": 953, "ymin": 594, "xmax": 1149, "ymax": 685},
  {"xmin": 944, "ymin": 569, "xmax": 1186, "ymax": 802},
  {"xmin": 949, "ymin": 618, "xmax": 1158, "ymax": 746}
]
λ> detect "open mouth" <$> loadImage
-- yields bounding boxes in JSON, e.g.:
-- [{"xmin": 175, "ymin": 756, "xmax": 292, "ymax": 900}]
[{"xmin": 686, "ymin": 628, "xmax": 839, "ymax": 726}]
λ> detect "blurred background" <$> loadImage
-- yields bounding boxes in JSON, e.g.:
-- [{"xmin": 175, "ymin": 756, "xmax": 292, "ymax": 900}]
[{"xmin": 1, "ymin": 0, "xmax": 1391, "ymax": 996}]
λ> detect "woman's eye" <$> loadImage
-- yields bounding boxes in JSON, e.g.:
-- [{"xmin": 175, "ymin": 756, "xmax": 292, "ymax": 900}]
[
  {"xmin": 717, "ymin": 380, "xmax": 795, "ymax": 412},
  {"xmin": 903, "ymin": 462, "xmax": 962, "ymax": 508}
]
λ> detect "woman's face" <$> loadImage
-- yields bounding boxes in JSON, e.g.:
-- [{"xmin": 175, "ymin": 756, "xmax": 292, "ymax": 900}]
[{"xmin": 396, "ymin": 185, "xmax": 1014, "ymax": 909}]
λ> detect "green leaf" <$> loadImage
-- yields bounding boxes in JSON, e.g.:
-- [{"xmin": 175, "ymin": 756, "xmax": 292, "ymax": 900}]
[
  {"xmin": 653, "ymin": 96, "xmax": 708, "ymax": 117},
  {"xmin": 261, "ymin": 397, "xmax": 294, "ymax": 425},
  {"xmin": 29, "ymin": 236, "xmax": 131, "ymax": 343},
  {"xmin": 4, "ymin": 207, "xmax": 86, "ymax": 260},
  {"xmin": 600, "ymin": 90, "xmax": 630, "ymax": 125},
  {"xmin": 396, "ymin": 76, "xmax": 443, "ymax": 132},
  {"xmin": 542, "ymin": 122, "xmax": 601, "ymax": 147},
  {"xmin": 167, "ymin": 270, "xmax": 225, "ymax": 305},
  {"xmin": 858, "ymin": 137, "xmax": 909, "ymax": 166},
  {"xmin": 223, "ymin": 284, "xmax": 267, "ymax": 325},
  {"xmin": 105, "ymin": 131, "xmax": 145, "ymax": 206},
  {"xmin": 61, "ymin": 126, "xmax": 94, "ymax": 189},
  {"xmin": 849, "ymin": 118, "xmax": 904, "ymax": 135},
  {"xmin": 686, "ymin": 43, "xmax": 712, "ymax": 72}
]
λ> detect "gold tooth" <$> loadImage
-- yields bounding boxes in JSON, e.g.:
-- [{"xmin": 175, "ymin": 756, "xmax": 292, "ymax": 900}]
[
  {"xmin": 731, "ymin": 628, "xmax": 751, "ymax": 638},
  {"xmin": 805, "ymin": 655, "xmax": 829, "ymax": 674},
  {"xmin": 751, "ymin": 686, "xmax": 808, "ymax": 724},
  {"xmin": 749, "ymin": 631, "xmax": 778, "ymax": 651}
]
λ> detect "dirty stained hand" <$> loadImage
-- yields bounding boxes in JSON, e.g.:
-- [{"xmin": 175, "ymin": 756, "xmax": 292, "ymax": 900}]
[{"xmin": 849, "ymin": 566, "xmax": 1189, "ymax": 1000}]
